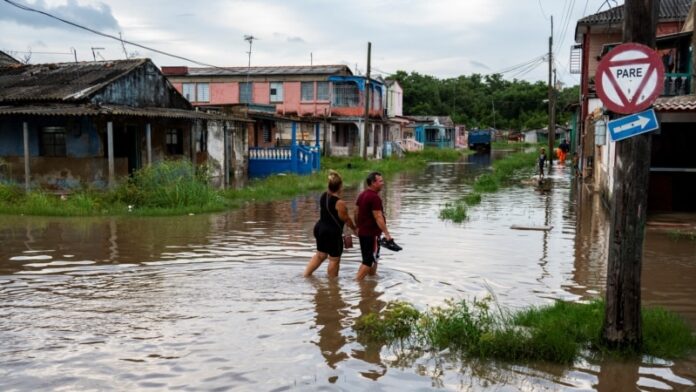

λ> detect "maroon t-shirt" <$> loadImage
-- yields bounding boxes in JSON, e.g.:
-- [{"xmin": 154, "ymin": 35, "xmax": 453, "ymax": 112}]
[{"xmin": 356, "ymin": 189, "xmax": 384, "ymax": 237}]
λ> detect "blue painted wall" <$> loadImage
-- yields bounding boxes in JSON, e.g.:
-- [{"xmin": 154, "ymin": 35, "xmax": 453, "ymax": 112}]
[{"xmin": 0, "ymin": 117, "xmax": 102, "ymax": 157}]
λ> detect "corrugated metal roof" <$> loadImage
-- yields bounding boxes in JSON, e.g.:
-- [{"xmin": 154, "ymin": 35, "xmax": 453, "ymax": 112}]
[
  {"xmin": 408, "ymin": 115, "xmax": 455, "ymax": 126},
  {"xmin": 654, "ymin": 95, "xmax": 696, "ymax": 111},
  {"xmin": 0, "ymin": 59, "xmax": 147, "ymax": 103},
  {"xmin": 578, "ymin": 0, "xmax": 691, "ymax": 25},
  {"xmin": 0, "ymin": 103, "xmax": 251, "ymax": 121},
  {"xmin": 181, "ymin": 64, "xmax": 352, "ymax": 77},
  {"xmin": 0, "ymin": 51, "xmax": 20, "ymax": 67}
]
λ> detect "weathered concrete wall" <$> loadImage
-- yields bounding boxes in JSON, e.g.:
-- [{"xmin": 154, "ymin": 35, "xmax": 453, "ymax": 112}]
[
  {"xmin": 94, "ymin": 61, "xmax": 191, "ymax": 109},
  {"xmin": 1, "ymin": 156, "xmax": 127, "ymax": 189}
]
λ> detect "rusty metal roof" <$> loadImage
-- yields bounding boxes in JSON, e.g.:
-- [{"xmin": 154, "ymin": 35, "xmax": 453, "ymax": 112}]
[
  {"xmin": 164, "ymin": 64, "xmax": 352, "ymax": 77},
  {"xmin": 0, "ymin": 103, "xmax": 251, "ymax": 122},
  {"xmin": 0, "ymin": 59, "xmax": 148, "ymax": 103},
  {"xmin": 654, "ymin": 95, "xmax": 696, "ymax": 111},
  {"xmin": 578, "ymin": 0, "xmax": 691, "ymax": 26}
]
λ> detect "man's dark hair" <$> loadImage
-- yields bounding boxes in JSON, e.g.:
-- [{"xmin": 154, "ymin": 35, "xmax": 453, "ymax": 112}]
[{"xmin": 366, "ymin": 171, "xmax": 382, "ymax": 186}]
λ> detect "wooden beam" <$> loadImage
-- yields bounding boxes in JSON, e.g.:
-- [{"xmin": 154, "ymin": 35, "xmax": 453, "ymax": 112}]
[
  {"xmin": 107, "ymin": 121, "xmax": 115, "ymax": 188},
  {"xmin": 23, "ymin": 122, "xmax": 30, "ymax": 192}
]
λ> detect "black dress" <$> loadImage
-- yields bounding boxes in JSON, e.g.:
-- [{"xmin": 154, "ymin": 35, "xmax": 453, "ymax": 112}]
[{"xmin": 314, "ymin": 192, "xmax": 344, "ymax": 257}]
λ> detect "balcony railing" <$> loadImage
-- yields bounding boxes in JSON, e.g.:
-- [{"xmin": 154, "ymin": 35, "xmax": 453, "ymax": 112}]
[{"xmin": 663, "ymin": 73, "xmax": 691, "ymax": 96}]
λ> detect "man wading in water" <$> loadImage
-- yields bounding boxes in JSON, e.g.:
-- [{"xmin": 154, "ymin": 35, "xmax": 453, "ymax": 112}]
[{"xmin": 354, "ymin": 172, "xmax": 397, "ymax": 281}]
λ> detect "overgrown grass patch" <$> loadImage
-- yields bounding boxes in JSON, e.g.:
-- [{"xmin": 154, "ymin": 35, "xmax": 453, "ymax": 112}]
[
  {"xmin": 1, "ymin": 149, "xmax": 466, "ymax": 217},
  {"xmin": 355, "ymin": 298, "xmax": 696, "ymax": 364}
]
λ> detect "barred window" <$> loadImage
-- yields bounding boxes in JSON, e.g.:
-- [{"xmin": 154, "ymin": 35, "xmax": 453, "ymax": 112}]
[
  {"xmin": 166, "ymin": 129, "xmax": 183, "ymax": 155},
  {"xmin": 331, "ymin": 82, "xmax": 359, "ymax": 107},
  {"xmin": 40, "ymin": 126, "xmax": 66, "ymax": 157},
  {"xmin": 239, "ymin": 82, "xmax": 252, "ymax": 103},
  {"xmin": 301, "ymin": 82, "xmax": 314, "ymax": 101},
  {"xmin": 317, "ymin": 81, "xmax": 329, "ymax": 100}
]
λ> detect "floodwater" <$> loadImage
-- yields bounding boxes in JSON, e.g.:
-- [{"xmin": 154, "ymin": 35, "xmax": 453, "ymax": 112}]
[{"xmin": 1, "ymin": 152, "xmax": 695, "ymax": 391}]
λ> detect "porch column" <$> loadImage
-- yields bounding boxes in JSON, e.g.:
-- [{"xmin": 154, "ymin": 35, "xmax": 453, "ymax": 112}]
[
  {"xmin": 291, "ymin": 122, "xmax": 298, "ymax": 172},
  {"xmin": 146, "ymin": 123, "xmax": 152, "ymax": 167},
  {"xmin": 359, "ymin": 120, "xmax": 366, "ymax": 159},
  {"xmin": 23, "ymin": 122, "xmax": 30, "ymax": 192},
  {"xmin": 107, "ymin": 121, "xmax": 115, "ymax": 188},
  {"xmin": 223, "ymin": 123, "xmax": 229, "ymax": 188},
  {"xmin": 314, "ymin": 123, "xmax": 320, "ymax": 148}
]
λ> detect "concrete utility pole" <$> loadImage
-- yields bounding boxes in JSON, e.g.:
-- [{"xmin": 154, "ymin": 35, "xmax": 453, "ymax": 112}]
[
  {"xmin": 602, "ymin": 0, "xmax": 658, "ymax": 350},
  {"xmin": 547, "ymin": 15, "xmax": 555, "ymax": 173},
  {"xmin": 362, "ymin": 42, "xmax": 371, "ymax": 160}
]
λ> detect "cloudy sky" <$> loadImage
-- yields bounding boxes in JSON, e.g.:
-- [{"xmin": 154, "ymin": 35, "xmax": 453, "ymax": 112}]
[{"xmin": 0, "ymin": 0, "xmax": 620, "ymax": 86}]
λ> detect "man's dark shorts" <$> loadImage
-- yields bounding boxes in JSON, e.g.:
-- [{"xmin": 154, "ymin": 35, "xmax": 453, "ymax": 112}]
[{"xmin": 358, "ymin": 235, "xmax": 380, "ymax": 267}]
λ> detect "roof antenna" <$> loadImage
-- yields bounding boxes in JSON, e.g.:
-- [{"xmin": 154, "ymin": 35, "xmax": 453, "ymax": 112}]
[
  {"xmin": 91, "ymin": 47, "xmax": 104, "ymax": 61},
  {"xmin": 244, "ymin": 35, "xmax": 258, "ymax": 87}
]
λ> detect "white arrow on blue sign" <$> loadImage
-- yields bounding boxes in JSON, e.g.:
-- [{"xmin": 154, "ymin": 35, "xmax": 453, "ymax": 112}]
[{"xmin": 607, "ymin": 108, "xmax": 660, "ymax": 142}]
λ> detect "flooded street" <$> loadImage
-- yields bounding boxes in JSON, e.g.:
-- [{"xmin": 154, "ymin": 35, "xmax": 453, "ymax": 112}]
[{"xmin": 1, "ymin": 153, "xmax": 695, "ymax": 391}]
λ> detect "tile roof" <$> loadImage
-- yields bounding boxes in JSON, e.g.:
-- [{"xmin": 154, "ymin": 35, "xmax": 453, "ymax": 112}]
[
  {"xmin": 0, "ymin": 59, "xmax": 147, "ymax": 103},
  {"xmin": 0, "ymin": 103, "xmax": 251, "ymax": 121},
  {"xmin": 578, "ymin": 0, "xmax": 691, "ymax": 25},
  {"xmin": 165, "ymin": 64, "xmax": 352, "ymax": 77},
  {"xmin": 654, "ymin": 95, "xmax": 696, "ymax": 111}
]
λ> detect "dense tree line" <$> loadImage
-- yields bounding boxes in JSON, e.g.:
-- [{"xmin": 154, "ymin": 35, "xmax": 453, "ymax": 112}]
[{"xmin": 390, "ymin": 70, "xmax": 580, "ymax": 130}]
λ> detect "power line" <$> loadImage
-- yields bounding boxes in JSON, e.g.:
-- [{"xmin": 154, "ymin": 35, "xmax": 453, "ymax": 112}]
[
  {"xmin": 2, "ymin": 0, "xmax": 229, "ymax": 69},
  {"xmin": 495, "ymin": 54, "xmax": 547, "ymax": 74}
]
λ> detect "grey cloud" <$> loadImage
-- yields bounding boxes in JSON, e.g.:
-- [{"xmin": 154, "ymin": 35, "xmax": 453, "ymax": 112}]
[
  {"xmin": 0, "ymin": 0, "xmax": 120, "ymax": 32},
  {"xmin": 470, "ymin": 60, "xmax": 490, "ymax": 70},
  {"xmin": 287, "ymin": 36, "xmax": 305, "ymax": 43}
]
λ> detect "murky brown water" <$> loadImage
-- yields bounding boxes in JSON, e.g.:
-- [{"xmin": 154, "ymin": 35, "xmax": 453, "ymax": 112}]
[{"xmin": 1, "ymin": 152, "xmax": 695, "ymax": 391}]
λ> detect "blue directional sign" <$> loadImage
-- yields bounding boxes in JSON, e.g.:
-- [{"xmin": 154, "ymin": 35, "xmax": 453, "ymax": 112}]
[{"xmin": 607, "ymin": 108, "xmax": 659, "ymax": 142}]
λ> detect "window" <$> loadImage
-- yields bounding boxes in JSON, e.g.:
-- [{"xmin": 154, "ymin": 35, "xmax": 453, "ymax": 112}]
[
  {"xmin": 263, "ymin": 124, "xmax": 272, "ymax": 143},
  {"xmin": 316, "ymin": 81, "xmax": 329, "ymax": 100},
  {"xmin": 182, "ymin": 83, "xmax": 195, "ymax": 101},
  {"xmin": 332, "ymin": 82, "xmax": 359, "ymax": 107},
  {"xmin": 166, "ymin": 129, "xmax": 183, "ymax": 155},
  {"xmin": 239, "ymin": 82, "xmax": 252, "ymax": 103},
  {"xmin": 40, "ymin": 126, "xmax": 66, "ymax": 157},
  {"xmin": 182, "ymin": 83, "xmax": 209, "ymax": 102},
  {"xmin": 269, "ymin": 82, "xmax": 283, "ymax": 102},
  {"xmin": 301, "ymin": 82, "xmax": 314, "ymax": 101},
  {"xmin": 196, "ymin": 83, "xmax": 209, "ymax": 102}
]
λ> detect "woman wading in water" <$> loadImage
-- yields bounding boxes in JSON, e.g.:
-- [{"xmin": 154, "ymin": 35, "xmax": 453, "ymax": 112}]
[{"xmin": 304, "ymin": 170, "xmax": 356, "ymax": 278}]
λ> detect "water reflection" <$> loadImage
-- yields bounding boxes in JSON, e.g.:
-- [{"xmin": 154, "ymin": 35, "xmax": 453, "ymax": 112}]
[
  {"xmin": 1, "ymin": 151, "xmax": 695, "ymax": 390},
  {"xmin": 352, "ymin": 278, "xmax": 387, "ymax": 381},
  {"xmin": 310, "ymin": 277, "xmax": 349, "ymax": 371}
]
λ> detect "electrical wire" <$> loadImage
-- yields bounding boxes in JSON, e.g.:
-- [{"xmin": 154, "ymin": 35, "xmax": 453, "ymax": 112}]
[
  {"xmin": 2, "ymin": 0, "xmax": 228, "ymax": 69},
  {"xmin": 496, "ymin": 54, "xmax": 547, "ymax": 74}
]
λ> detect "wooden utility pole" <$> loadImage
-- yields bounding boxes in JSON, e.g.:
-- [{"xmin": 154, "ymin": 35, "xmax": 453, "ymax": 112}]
[
  {"xmin": 691, "ymin": 2, "xmax": 696, "ymax": 94},
  {"xmin": 362, "ymin": 42, "xmax": 371, "ymax": 160},
  {"xmin": 548, "ymin": 16, "xmax": 555, "ymax": 173},
  {"xmin": 602, "ymin": 0, "xmax": 658, "ymax": 350}
]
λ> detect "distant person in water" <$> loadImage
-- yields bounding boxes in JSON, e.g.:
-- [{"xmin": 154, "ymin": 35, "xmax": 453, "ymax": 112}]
[
  {"xmin": 304, "ymin": 170, "xmax": 356, "ymax": 278},
  {"xmin": 538, "ymin": 148, "xmax": 547, "ymax": 180}
]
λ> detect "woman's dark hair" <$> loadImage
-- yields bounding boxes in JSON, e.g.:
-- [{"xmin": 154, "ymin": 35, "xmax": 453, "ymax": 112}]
[
  {"xmin": 328, "ymin": 170, "xmax": 343, "ymax": 193},
  {"xmin": 366, "ymin": 171, "xmax": 382, "ymax": 186}
]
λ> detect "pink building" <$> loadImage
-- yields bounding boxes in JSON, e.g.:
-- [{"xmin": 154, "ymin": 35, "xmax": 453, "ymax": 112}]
[{"xmin": 162, "ymin": 65, "xmax": 388, "ymax": 157}]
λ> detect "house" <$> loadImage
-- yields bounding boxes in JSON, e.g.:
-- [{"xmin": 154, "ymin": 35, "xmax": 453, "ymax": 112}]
[
  {"xmin": 574, "ymin": 0, "xmax": 695, "ymax": 212},
  {"xmin": 0, "ymin": 51, "xmax": 20, "ymax": 67},
  {"xmin": 408, "ymin": 116, "xmax": 455, "ymax": 149},
  {"xmin": 523, "ymin": 126, "xmax": 567, "ymax": 144},
  {"xmin": 0, "ymin": 59, "xmax": 250, "ymax": 190},
  {"xmin": 162, "ymin": 65, "xmax": 389, "ymax": 161}
]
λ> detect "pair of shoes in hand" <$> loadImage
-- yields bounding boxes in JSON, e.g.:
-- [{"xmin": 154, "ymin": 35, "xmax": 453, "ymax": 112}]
[{"xmin": 380, "ymin": 237, "xmax": 403, "ymax": 252}]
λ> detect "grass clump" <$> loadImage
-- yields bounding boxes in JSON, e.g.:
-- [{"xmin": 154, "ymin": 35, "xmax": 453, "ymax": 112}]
[
  {"xmin": 355, "ymin": 301, "xmax": 421, "ymax": 341},
  {"xmin": 667, "ymin": 230, "xmax": 696, "ymax": 241},
  {"xmin": 463, "ymin": 192, "xmax": 482, "ymax": 205},
  {"xmin": 355, "ymin": 298, "xmax": 696, "ymax": 364},
  {"xmin": 439, "ymin": 201, "xmax": 468, "ymax": 223}
]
